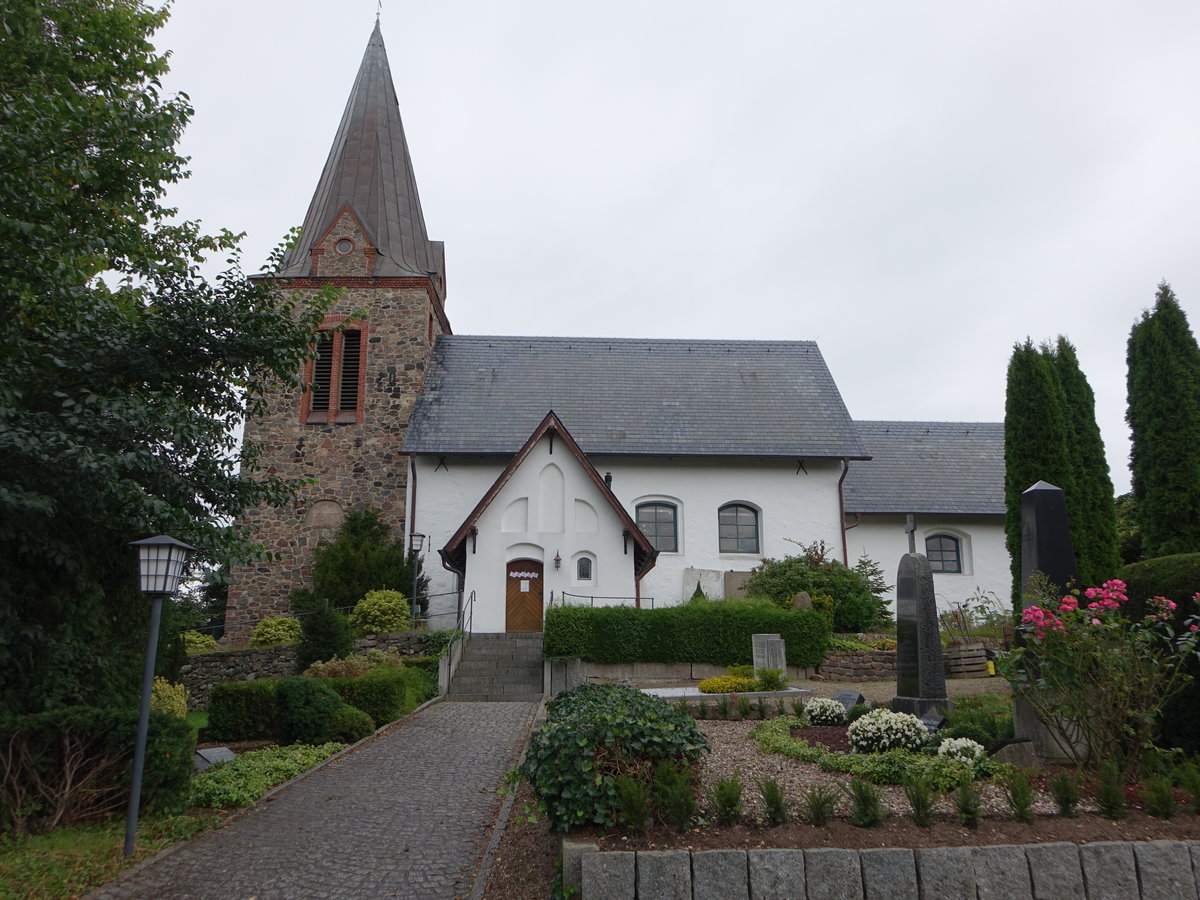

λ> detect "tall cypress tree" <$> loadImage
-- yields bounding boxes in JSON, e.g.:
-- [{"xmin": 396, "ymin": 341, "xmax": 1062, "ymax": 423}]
[
  {"xmin": 1127, "ymin": 282, "xmax": 1200, "ymax": 557},
  {"xmin": 1051, "ymin": 337, "xmax": 1120, "ymax": 585},
  {"xmin": 1004, "ymin": 340, "xmax": 1076, "ymax": 600}
]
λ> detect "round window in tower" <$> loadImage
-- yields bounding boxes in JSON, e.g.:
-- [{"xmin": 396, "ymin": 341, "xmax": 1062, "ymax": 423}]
[{"xmin": 334, "ymin": 238, "xmax": 355, "ymax": 254}]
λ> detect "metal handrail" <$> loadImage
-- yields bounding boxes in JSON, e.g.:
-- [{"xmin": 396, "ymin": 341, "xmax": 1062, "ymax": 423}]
[{"xmin": 552, "ymin": 591, "xmax": 654, "ymax": 609}]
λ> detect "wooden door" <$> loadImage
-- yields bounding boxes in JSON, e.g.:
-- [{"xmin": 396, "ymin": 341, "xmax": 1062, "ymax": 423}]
[{"xmin": 506, "ymin": 559, "xmax": 544, "ymax": 633}]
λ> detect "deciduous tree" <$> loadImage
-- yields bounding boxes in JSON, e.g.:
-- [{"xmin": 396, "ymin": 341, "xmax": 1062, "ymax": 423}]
[{"xmin": 0, "ymin": 1, "xmax": 330, "ymax": 715}]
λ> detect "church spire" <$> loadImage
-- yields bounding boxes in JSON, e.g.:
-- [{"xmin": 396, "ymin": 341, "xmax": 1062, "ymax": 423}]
[{"xmin": 279, "ymin": 20, "xmax": 444, "ymax": 287}]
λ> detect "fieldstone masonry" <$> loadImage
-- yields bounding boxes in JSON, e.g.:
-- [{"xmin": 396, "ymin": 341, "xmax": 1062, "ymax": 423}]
[{"xmin": 224, "ymin": 272, "xmax": 447, "ymax": 644}]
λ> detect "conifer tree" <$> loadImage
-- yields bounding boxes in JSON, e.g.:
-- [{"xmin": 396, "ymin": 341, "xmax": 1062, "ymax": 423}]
[
  {"xmin": 1126, "ymin": 282, "xmax": 1200, "ymax": 557},
  {"xmin": 1004, "ymin": 340, "xmax": 1076, "ymax": 599},
  {"xmin": 1051, "ymin": 337, "xmax": 1120, "ymax": 585}
]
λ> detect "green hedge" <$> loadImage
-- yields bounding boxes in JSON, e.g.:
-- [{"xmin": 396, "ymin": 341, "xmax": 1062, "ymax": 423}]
[
  {"xmin": 543, "ymin": 602, "xmax": 830, "ymax": 667},
  {"xmin": 1116, "ymin": 553, "xmax": 1200, "ymax": 754},
  {"xmin": 0, "ymin": 707, "xmax": 194, "ymax": 833},
  {"xmin": 207, "ymin": 680, "xmax": 279, "ymax": 742},
  {"xmin": 326, "ymin": 668, "xmax": 430, "ymax": 725}
]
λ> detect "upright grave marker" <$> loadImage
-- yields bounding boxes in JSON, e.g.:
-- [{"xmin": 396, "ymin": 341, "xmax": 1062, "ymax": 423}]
[
  {"xmin": 892, "ymin": 552, "xmax": 951, "ymax": 718},
  {"xmin": 752, "ymin": 633, "xmax": 787, "ymax": 674}
]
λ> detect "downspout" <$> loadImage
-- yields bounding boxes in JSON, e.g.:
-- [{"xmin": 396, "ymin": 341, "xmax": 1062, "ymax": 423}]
[
  {"xmin": 838, "ymin": 457, "xmax": 850, "ymax": 565},
  {"xmin": 408, "ymin": 454, "xmax": 418, "ymax": 540}
]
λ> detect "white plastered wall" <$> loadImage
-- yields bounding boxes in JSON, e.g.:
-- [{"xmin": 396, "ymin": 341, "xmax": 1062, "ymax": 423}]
[
  {"xmin": 845, "ymin": 514, "xmax": 1010, "ymax": 613},
  {"xmin": 589, "ymin": 455, "xmax": 846, "ymax": 607},
  {"xmin": 411, "ymin": 453, "xmax": 851, "ymax": 626},
  {"xmin": 410, "ymin": 438, "xmax": 640, "ymax": 633}
]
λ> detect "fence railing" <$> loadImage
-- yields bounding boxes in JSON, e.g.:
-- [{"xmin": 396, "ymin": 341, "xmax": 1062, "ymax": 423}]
[
  {"xmin": 550, "ymin": 591, "xmax": 654, "ymax": 609},
  {"xmin": 438, "ymin": 590, "xmax": 474, "ymax": 694}
]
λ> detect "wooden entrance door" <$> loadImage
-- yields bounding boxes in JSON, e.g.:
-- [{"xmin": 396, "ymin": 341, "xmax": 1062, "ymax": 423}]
[{"xmin": 505, "ymin": 559, "xmax": 544, "ymax": 633}]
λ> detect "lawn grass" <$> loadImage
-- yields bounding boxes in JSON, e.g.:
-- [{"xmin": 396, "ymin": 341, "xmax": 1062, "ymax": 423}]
[
  {"xmin": 185, "ymin": 710, "xmax": 208, "ymax": 738},
  {"xmin": 0, "ymin": 812, "xmax": 222, "ymax": 900}
]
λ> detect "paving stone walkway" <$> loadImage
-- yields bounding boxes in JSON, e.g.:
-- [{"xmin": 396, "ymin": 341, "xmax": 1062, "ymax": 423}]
[{"xmin": 89, "ymin": 701, "xmax": 537, "ymax": 900}]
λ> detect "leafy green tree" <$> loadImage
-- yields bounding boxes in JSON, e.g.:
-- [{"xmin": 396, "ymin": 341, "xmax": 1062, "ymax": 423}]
[
  {"xmin": 745, "ymin": 540, "xmax": 886, "ymax": 631},
  {"xmin": 0, "ymin": 2, "xmax": 330, "ymax": 716},
  {"xmin": 1114, "ymin": 492, "xmax": 1143, "ymax": 565},
  {"xmin": 1004, "ymin": 340, "xmax": 1076, "ymax": 600},
  {"xmin": 1127, "ymin": 282, "xmax": 1200, "ymax": 558},
  {"xmin": 1050, "ymin": 337, "xmax": 1120, "ymax": 586},
  {"xmin": 299, "ymin": 508, "xmax": 428, "ymax": 615}
]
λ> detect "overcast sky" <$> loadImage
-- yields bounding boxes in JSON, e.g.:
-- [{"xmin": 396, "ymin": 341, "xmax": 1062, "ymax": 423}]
[{"xmin": 155, "ymin": 1, "xmax": 1200, "ymax": 495}]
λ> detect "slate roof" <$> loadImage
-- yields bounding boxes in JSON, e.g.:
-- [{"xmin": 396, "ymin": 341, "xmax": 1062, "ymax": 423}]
[
  {"xmin": 842, "ymin": 421, "xmax": 1004, "ymax": 515},
  {"xmin": 404, "ymin": 336, "xmax": 869, "ymax": 458},
  {"xmin": 279, "ymin": 21, "xmax": 443, "ymax": 281}
]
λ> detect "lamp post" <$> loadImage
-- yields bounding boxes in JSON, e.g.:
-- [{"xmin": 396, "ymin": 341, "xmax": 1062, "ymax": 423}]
[
  {"xmin": 409, "ymin": 532, "xmax": 426, "ymax": 626},
  {"xmin": 125, "ymin": 535, "xmax": 195, "ymax": 858}
]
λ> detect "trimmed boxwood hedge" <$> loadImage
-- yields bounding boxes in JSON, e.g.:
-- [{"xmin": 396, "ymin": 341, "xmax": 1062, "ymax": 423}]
[
  {"xmin": 543, "ymin": 602, "xmax": 830, "ymax": 667},
  {"xmin": 207, "ymin": 679, "xmax": 279, "ymax": 742},
  {"xmin": 1116, "ymin": 553, "xmax": 1200, "ymax": 754},
  {"xmin": 325, "ymin": 668, "xmax": 431, "ymax": 726}
]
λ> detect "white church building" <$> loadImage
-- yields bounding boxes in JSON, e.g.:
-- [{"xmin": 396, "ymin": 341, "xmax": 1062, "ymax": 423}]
[{"xmin": 227, "ymin": 23, "xmax": 1009, "ymax": 639}]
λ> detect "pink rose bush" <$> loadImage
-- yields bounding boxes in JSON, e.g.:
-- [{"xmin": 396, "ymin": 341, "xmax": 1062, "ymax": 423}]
[{"xmin": 996, "ymin": 579, "xmax": 1200, "ymax": 775}]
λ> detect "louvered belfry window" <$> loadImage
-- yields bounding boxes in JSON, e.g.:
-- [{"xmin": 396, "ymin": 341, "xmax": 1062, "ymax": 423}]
[{"xmin": 303, "ymin": 324, "xmax": 366, "ymax": 424}]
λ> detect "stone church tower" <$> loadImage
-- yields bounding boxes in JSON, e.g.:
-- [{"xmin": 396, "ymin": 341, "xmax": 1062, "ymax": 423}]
[{"xmin": 225, "ymin": 22, "xmax": 449, "ymax": 642}]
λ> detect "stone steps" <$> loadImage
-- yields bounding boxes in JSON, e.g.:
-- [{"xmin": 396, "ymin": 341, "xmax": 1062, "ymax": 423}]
[{"xmin": 445, "ymin": 632, "xmax": 544, "ymax": 702}]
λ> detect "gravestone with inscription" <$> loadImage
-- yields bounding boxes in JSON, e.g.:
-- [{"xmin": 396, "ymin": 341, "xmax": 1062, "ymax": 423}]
[
  {"xmin": 752, "ymin": 633, "xmax": 787, "ymax": 673},
  {"xmin": 892, "ymin": 552, "xmax": 952, "ymax": 718}
]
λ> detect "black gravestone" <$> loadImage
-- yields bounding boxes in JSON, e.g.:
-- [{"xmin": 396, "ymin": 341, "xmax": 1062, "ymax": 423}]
[
  {"xmin": 1019, "ymin": 480, "xmax": 1078, "ymax": 603},
  {"xmin": 892, "ymin": 552, "xmax": 952, "ymax": 718},
  {"xmin": 831, "ymin": 690, "xmax": 865, "ymax": 712}
]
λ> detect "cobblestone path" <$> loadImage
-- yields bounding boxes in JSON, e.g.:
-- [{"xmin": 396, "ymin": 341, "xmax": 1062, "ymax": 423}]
[{"xmin": 89, "ymin": 701, "xmax": 537, "ymax": 900}]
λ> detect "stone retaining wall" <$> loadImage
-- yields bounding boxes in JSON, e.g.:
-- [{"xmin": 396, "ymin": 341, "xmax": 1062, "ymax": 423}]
[
  {"xmin": 180, "ymin": 632, "xmax": 426, "ymax": 710},
  {"xmin": 567, "ymin": 840, "xmax": 1200, "ymax": 900},
  {"xmin": 817, "ymin": 650, "xmax": 897, "ymax": 682}
]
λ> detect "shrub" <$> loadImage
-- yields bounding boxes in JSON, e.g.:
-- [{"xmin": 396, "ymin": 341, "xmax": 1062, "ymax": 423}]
[
  {"xmin": 1049, "ymin": 771, "xmax": 1082, "ymax": 817},
  {"xmin": 0, "ymin": 707, "xmax": 194, "ymax": 833},
  {"xmin": 303, "ymin": 648, "xmax": 407, "ymax": 678},
  {"xmin": 275, "ymin": 677, "xmax": 346, "ymax": 745},
  {"xmin": 305, "ymin": 508, "xmax": 428, "ymax": 615},
  {"xmin": 936, "ymin": 737, "xmax": 986, "ymax": 773},
  {"xmin": 736, "ymin": 696, "xmax": 752, "ymax": 719},
  {"xmin": 707, "ymin": 770, "xmax": 744, "ymax": 825},
  {"xmin": 326, "ymin": 668, "xmax": 431, "ymax": 725},
  {"xmin": 805, "ymin": 698, "xmax": 848, "ymax": 726},
  {"xmin": 328, "ymin": 705, "xmax": 375, "ymax": 743},
  {"xmin": 656, "ymin": 762, "xmax": 697, "ymax": 832},
  {"xmin": 800, "ymin": 784, "xmax": 838, "ymax": 826},
  {"xmin": 248, "ymin": 616, "xmax": 302, "ymax": 647},
  {"xmin": 1117, "ymin": 554, "xmax": 1200, "ymax": 754},
  {"xmin": 349, "ymin": 589, "xmax": 412, "ymax": 635},
  {"xmin": 614, "ymin": 775, "xmax": 651, "ymax": 833},
  {"xmin": 296, "ymin": 600, "xmax": 355, "ymax": 672},
  {"xmin": 698, "ymin": 675, "xmax": 759, "ymax": 694},
  {"xmin": 758, "ymin": 778, "xmax": 789, "ymax": 826},
  {"xmin": 542, "ymin": 601, "xmax": 830, "ymax": 668},
  {"xmin": 995, "ymin": 578, "xmax": 1199, "ymax": 773},
  {"xmin": 845, "ymin": 777, "xmax": 884, "ymax": 827},
  {"xmin": 1142, "ymin": 774, "xmax": 1176, "ymax": 820},
  {"xmin": 715, "ymin": 695, "xmax": 732, "ymax": 720},
  {"xmin": 518, "ymin": 684, "xmax": 710, "ymax": 831},
  {"xmin": 941, "ymin": 694, "xmax": 1013, "ymax": 750},
  {"xmin": 904, "ymin": 773, "xmax": 938, "ymax": 827},
  {"xmin": 1001, "ymin": 769, "xmax": 1034, "ymax": 823},
  {"xmin": 756, "ymin": 669, "xmax": 786, "ymax": 692},
  {"xmin": 847, "ymin": 709, "xmax": 927, "ymax": 753},
  {"xmin": 954, "ymin": 780, "xmax": 981, "ymax": 828},
  {"xmin": 182, "ymin": 630, "xmax": 219, "ymax": 654},
  {"xmin": 846, "ymin": 703, "xmax": 873, "ymax": 723},
  {"xmin": 727, "ymin": 664, "xmax": 754, "ymax": 678},
  {"xmin": 206, "ymin": 680, "xmax": 279, "ymax": 742},
  {"xmin": 189, "ymin": 743, "xmax": 346, "ymax": 808},
  {"xmin": 150, "ymin": 677, "xmax": 188, "ymax": 719},
  {"xmin": 1095, "ymin": 760, "xmax": 1126, "ymax": 819},
  {"xmin": 745, "ymin": 540, "xmax": 889, "ymax": 631}
]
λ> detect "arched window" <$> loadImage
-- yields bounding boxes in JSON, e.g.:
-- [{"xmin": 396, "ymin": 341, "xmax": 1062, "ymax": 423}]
[
  {"xmin": 636, "ymin": 502, "xmax": 678, "ymax": 552},
  {"xmin": 577, "ymin": 557, "xmax": 593, "ymax": 581},
  {"xmin": 718, "ymin": 503, "xmax": 759, "ymax": 554},
  {"xmin": 926, "ymin": 534, "xmax": 962, "ymax": 573},
  {"xmin": 302, "ymin": 321, "xmax": 366, "ymax": 424}
]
